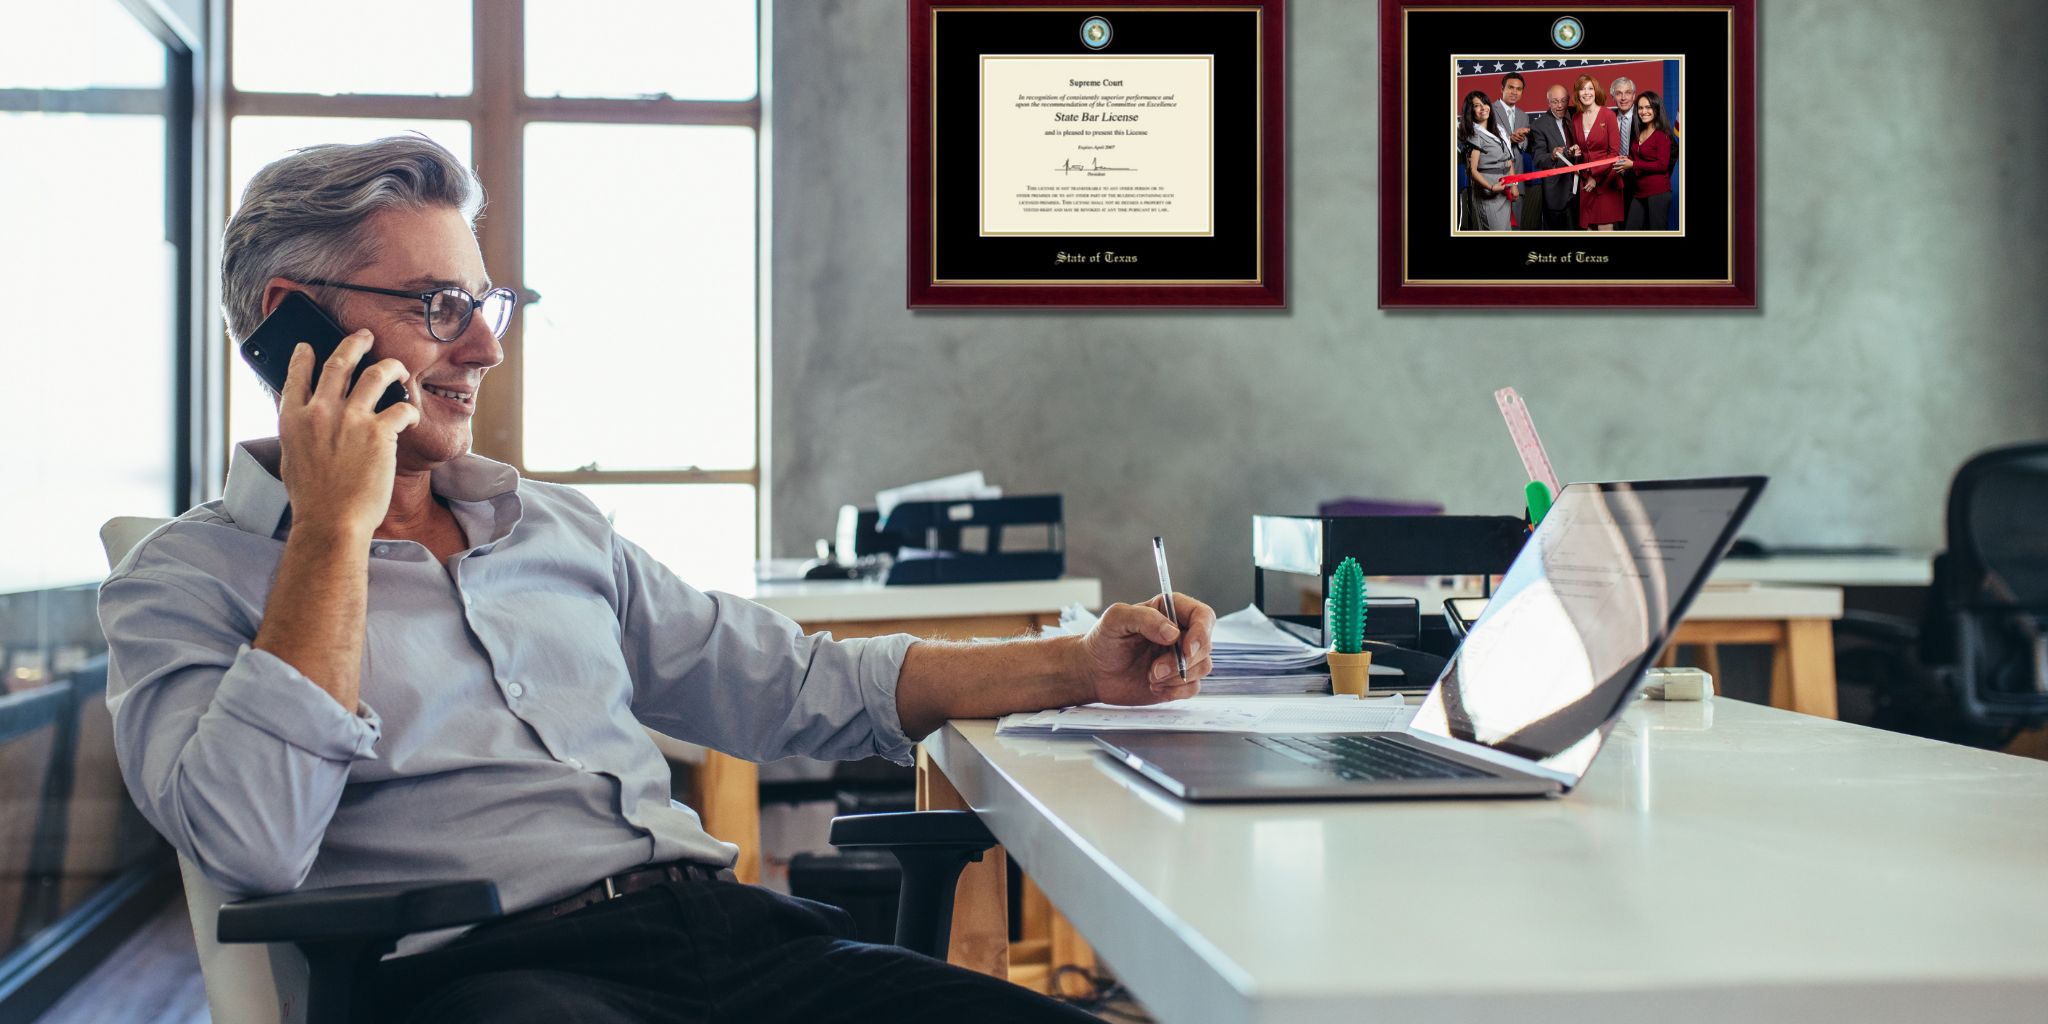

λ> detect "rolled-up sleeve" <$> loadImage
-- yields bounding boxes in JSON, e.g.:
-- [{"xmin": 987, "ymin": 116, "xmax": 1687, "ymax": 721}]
[
  {"xmin": 100, "ymin": 570, "xmax": 379, "ymax": 895},
  {"xmin": 611, "ymin": 536, "xmax": 918, "ymax": 765}
]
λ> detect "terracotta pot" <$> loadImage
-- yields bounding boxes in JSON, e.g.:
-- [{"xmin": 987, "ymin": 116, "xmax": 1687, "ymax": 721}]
[{"xmin": 1326, "ymin": 649, "xmax": 1373, "ymax": 696}]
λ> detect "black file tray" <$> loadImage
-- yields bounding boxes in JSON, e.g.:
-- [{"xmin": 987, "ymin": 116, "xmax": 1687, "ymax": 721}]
[
  {"xmin": 1252, "ymin": 513, "xmax": 1528, "ymax": 648},
  {"xmin": 881, "ymin": 494, "xmax": 1065, "ymax": 586}
]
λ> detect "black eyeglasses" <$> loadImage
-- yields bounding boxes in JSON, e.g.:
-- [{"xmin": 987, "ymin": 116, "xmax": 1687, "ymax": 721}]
[{"xmin": 297, "ymin": 278, "xmax": 521, "ymax": 343}]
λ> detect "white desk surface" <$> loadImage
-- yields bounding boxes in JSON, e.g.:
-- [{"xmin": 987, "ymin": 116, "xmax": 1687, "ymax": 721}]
[
  {"xmin": 1366, "ymin": 579, "xmax": 1843, "ymax": 621},
  {"xmin": 1712, "ymin": 553, "xmax": 1935, "ymax": 588},
  {"xmin": 931, "ymin": 700, "xmax": 2048, "ymax": 1023},
  {"xmin": 718, "ymin": 577, "xmax": 1099, "ymax": 623}
]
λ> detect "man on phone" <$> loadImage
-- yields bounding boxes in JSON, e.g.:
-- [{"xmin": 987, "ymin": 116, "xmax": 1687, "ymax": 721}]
[{"xmin": 101, "ymin": 135, "xmax": 1216, "ymax": 1023}]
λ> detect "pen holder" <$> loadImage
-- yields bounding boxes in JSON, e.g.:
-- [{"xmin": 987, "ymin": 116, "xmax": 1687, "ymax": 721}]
[{"xmin": 1327, "ymin": 650, "xmax": 1373, "ymax": 697}]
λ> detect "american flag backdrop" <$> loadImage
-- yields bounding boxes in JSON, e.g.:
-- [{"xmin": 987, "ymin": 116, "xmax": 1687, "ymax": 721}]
[{"xmin": 1453, "ymin": 57, "xmax": 1680, "ymax": 129}]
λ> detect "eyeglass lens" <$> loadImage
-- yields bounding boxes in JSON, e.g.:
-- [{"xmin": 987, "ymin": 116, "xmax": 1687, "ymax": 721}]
[{"xmin": 427, "ymin": 288, "xmax": 515, "ymax": 341}]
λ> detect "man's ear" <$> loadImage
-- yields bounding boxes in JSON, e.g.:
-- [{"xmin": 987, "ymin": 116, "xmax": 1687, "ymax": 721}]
[{"xmin": 258, "ymin": 277, "xmax": 305, "ymax": 321}]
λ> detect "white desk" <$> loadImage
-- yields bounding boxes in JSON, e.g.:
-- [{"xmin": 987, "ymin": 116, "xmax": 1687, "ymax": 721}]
[
  {"xmin": 924, "ymin": 700, "xmax": 2048, "ymax": 1023},
  {"xmin": 730, "ymin": 577, "xmax": 1102, "ymax": 626},
  {"xmin": 1713, "ymin": 553, "xmax": 1935, "ymax": 588}
]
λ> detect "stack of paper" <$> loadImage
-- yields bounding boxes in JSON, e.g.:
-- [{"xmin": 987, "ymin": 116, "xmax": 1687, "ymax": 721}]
[
  {"xmin": 997, "ymin": 695, "xmax": 1415, "ymax": 736},
  {"xmin": 1048, "ymin": 604, "xmax": 1331, "ymax": 694}
]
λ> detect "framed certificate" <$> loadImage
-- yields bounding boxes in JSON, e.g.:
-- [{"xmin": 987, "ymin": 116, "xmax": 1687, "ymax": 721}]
[
  {"xmin": 1378, "ymin": 0, "xmax": 1757, "ymax": 308},
  {"xmin": 908, "ymin": 0, "xmax": 1287, "ymax": 308}
]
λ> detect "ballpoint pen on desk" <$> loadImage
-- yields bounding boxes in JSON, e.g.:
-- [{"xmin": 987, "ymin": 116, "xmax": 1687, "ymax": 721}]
[{"xmin": 1150, "ymin": 536, "xmax": 1187, "ymax": 681}]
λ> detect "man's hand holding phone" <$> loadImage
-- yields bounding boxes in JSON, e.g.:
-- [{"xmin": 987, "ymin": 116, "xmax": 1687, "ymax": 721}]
[{"xmin": 277, "ymin": 331, "xmax": 419, "ymax": 541}]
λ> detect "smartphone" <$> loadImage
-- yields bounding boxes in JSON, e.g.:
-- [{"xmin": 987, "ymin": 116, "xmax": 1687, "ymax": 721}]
[
  {"xmin": 1443, "ymin": 597, "xmax": 1490, "ymax": 639},
  {"xmin": 238, "ymin": 291, "xmax": 409, "ymax": 412}
]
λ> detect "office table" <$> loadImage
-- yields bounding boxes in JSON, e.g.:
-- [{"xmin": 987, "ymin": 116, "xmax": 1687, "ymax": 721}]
[
  {"xmin": 658, "ymin": 577, "xmax": 1100, "ymax": 884},
  {"xmin": 1351, "ymin": 581, "xmax": 1846, "ymax": 719},
  {"xmin": 1712, "ymin": 552, "xmax": 1935, "ymax": 588},
  {"xmin": 921, "ymin": 699, "xmax": 2048, "ymax": 1023}
]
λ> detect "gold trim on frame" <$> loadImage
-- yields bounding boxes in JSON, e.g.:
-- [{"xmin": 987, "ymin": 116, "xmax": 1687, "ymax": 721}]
[
  {"xmin": 929, "ymin": 5, "xmax": 1267, "ymax": 287},
  {"xmin": 1400, "ymin": 6, "xmax": 1737, "ymax": 288}
]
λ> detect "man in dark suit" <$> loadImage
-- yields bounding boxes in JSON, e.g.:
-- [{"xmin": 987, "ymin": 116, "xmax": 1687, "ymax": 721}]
[
  {"xmin": 1491, "ymin": 72, "xmax": 1535, "ymax": 230},
  {"xmin": 1525, "ymin": 84, "xmax": 1580, "ymax": 230}
]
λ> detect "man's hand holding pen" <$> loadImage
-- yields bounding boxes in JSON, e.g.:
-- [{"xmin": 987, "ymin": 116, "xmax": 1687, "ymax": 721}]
[{"xmin": 1076, "ymin": 595, "xmax": 1217, "ymax": 706}]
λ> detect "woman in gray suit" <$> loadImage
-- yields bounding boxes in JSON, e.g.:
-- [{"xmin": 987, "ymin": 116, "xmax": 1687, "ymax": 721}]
[{"xmin": 1460, "ymin": 90, "xmax": 1518, "ymax": 231}]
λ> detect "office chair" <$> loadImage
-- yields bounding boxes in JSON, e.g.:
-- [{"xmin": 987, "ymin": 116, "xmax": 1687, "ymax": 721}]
[
  {"xmin": 100, "ymin": 517, "xmax": 998, "ymax": 1024},
  {"xmin": 1827, "ymin": 443, "xmax": 2048, "ymax": 746},
  {"xmin": 1924, "ymin": 443, "xmax": 2048, "ymax": 729}
]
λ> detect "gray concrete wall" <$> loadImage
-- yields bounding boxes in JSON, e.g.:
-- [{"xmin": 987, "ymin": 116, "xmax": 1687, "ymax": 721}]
[{"xmin": 770, "ymin": 0, "xmax": 2048, "ymax": 610}]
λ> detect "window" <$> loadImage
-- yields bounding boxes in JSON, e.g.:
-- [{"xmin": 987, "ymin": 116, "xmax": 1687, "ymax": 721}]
[
  {"xmin": 0, "ymin": 0, "xmax": 187, "ymax": 1000},
  {"xmin": 224, "ymin": 2, "xmax": 764, "ymax": 586}
]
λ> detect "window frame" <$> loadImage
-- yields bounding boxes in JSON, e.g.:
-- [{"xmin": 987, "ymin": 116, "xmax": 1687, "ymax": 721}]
[{"xmin": 220, "ymin": 0, "xmax": 769, "ymax": 552}]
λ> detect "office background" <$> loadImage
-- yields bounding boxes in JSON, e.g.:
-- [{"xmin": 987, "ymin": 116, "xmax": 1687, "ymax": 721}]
[
  {"xmin": 771, "ymin": 0, "xmax": 2048, "ymax": 607},
  {"xmin": 6, "ymin": 1, "xmax": 2048, "ymax": 1020}
]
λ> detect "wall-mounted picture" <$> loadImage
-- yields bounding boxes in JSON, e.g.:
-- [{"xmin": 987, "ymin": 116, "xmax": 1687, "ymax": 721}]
[
  {"xmin": 1379, "ymin": 0, "xmax": 1756, "ymax": 308},
  {"xmin": 908, "ymin": 0, "xmax": 1287, "ymax": 308}
]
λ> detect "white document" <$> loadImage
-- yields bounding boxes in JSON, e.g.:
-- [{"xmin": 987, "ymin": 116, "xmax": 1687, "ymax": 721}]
[
  {"xmin": 998, "ymin": 695, "xmax": 1416, "ymax": 736},
  {"xmin": 875, "ymin": 471, "xmax": 1003, "ymax": 518},
  {"xmin": 979, "ymin": 55, "xmax": 1215, "ymax": 237}
]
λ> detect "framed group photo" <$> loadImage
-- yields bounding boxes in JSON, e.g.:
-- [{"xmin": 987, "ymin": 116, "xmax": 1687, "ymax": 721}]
[
  {"xmin": 907, "ymin": 0, "xmax": 1287, "ymax": 308},
  {"xmin": 1378, "ymin": 0, "xmax": 1757, "ymax": 308}
]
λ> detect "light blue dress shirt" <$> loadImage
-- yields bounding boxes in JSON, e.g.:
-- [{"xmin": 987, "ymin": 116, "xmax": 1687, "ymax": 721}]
[{"xmin": 99, "ymin": 439, "xmax": 916, "ymax": 924}]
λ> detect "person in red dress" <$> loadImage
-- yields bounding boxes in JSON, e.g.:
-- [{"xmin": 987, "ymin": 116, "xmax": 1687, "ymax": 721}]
[
  {"xmin": 1566, "ymin": 74, "xmax": 1628, "ymax": 230},
  {"xmin": 1623, "ymin": 90, "xmax": 1675, "ymax": 230}
]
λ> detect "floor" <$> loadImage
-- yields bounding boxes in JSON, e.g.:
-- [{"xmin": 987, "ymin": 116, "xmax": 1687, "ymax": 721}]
[{"xmin": 32, "ymin": 896, "xmax": 207, "ymax": 1024}]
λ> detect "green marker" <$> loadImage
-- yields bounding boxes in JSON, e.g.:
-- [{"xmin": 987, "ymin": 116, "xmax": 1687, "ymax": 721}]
[{"xmin": 1525, "ymin": 480, "xmax": 1553, "ymax": 527}]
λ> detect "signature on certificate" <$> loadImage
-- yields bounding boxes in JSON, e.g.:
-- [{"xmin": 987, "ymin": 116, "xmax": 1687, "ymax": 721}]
[{"xmin": 1055, "ymin": 157, "xmax": 1136, "ymax": 175}]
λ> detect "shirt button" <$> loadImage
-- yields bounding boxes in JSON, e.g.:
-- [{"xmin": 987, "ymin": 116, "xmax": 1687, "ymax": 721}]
[
  {"xmin": 507, "ymin": 682, "xmax": 525, "ymax": 699},
  {"xmin": 371, "ymin": 544, "xmax": 389, "ymax": 557},
  {"xmin": 565, "ymin": 758, "xmax": 586, "ymax": 771},
  {"xmin": 462, "ymin": 593, "xmax": 474, "ymax": 608}
]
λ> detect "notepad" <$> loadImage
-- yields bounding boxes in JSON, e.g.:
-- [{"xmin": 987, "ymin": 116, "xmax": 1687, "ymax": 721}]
[{"xmin": 997, "ymin": 695, "xmax": 1416, "ymax": 736}]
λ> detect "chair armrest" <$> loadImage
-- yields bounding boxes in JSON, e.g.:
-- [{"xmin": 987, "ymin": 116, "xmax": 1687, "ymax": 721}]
[
  {"xmin": 217, "ymin": 879, "xmax": 502, "ymax": 944},
  {"xmin": 828, "ymin": 810, "xmax": 994, "ymax": 850}
]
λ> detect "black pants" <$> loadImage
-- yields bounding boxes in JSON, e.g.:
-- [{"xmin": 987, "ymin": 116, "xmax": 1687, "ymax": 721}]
[
  {"xmin": 1625, "ymin": 191, "xmax": 1672, "ymax": 230},
  {"xmin": 1539, "ymin": 202, "xmax": 1578, "ymax": 230},
  {"xmin": 369, "ymin": 878, "xmax": 1098, "ymax": 1023}
]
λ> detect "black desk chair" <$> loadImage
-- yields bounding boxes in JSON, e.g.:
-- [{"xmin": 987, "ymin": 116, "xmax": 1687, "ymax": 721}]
[
  {"xmin": 212, "ymin": 811, "xmax": 993, "ymax": 1024},
  {"xmin": 1925, "ymin": 442, "xmax": 2048, "ymax": 730},
  {"xmin": 1833, "ymin": 443, "xmax": 2048, "ymax": 746},
  {"xmin": 99, "ymin": 517, "xmax": 997, "ymax": 1024}
]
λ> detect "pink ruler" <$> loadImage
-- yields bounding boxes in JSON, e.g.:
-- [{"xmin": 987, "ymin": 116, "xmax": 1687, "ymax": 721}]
[{"xmin": 1494, "ymin": 387, "xmax": 1561, "ymax": 495}]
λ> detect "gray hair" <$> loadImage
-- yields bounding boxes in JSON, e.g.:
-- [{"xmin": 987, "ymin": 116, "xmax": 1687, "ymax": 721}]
[
  {"xmin": 221, "ymin": 134, "xmax": 483, "ymax": 344},
  {"xmin": 1609, "ymin": 76, "xmax": 1636, "ymax": 93}
]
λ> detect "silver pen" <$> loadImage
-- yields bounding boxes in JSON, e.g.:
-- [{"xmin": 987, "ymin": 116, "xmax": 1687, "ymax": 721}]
[{"xmin": 1151, "ymin": 536, "xmax": 1187, "ymax": 681}]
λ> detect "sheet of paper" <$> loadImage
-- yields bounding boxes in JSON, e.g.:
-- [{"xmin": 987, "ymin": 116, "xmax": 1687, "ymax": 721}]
[{"xmin": 997, "ymin": 695, "xmax": 1416, "ymax": 736}]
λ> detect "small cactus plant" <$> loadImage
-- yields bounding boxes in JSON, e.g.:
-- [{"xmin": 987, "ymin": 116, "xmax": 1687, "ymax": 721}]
[{"xmin": 1327, "ymin": 556, "xmax": 1367, "ymax": 654}]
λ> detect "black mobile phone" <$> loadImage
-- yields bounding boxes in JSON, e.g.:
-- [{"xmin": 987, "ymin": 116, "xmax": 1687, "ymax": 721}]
[
  {"xmin": 238, "ymin": 291, "xmax": 409, "ymax": 412},
  {"xmin": 1443, "ymin": 597, "xmax": 1490, "ymax": 639}
]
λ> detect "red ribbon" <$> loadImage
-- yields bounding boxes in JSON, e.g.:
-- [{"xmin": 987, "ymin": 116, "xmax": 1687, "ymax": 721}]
[{"xmin": 1499, "ymin": 156, "xmax": 1621, "ymax": 187}]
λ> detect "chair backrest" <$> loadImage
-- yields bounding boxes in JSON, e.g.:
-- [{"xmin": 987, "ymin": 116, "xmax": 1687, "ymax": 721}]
[
  {"xmin": 1946, "ymin": 443, "xmax": 2048, "ymax": 612},
  {"xmin": 1934, "ymin": 445, "xmax": 2048, "ymax": 727},
  {"xmin": 101, "ymin": 516, "xmax": 305, "ymax": 1024}
]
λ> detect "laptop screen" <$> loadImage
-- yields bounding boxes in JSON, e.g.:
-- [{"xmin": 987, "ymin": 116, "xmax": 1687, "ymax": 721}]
[{"xmin": 1408, "ymin": 479, "xmax": 1762, "ymax": 783}]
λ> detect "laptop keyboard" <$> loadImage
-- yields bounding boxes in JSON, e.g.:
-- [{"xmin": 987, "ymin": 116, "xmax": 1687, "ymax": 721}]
[{"xmin": 1250, "ymin": 734, "xmax": 1491, "ymax": 781}]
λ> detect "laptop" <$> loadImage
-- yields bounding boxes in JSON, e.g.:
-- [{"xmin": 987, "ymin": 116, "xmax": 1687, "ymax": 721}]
[{"xmin": 1096, "ymin": 477, "xmax": 1766, "ymax": 800}]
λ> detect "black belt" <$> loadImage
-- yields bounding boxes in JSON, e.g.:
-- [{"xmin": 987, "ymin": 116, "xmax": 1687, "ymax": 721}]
[{"xmin": 484, "ymin": 860, "xmax": 732, "ymax": 933}]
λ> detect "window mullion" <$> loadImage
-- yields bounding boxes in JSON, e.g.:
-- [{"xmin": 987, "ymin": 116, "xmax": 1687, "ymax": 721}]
[{"xmin": 471, "ymin": 0, "xmax": 526, "ymax": 469}]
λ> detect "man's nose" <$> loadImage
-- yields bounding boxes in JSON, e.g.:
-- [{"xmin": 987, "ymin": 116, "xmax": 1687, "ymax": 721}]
[{"xmin": 451, "ymin": 307, "xmax": 506, "ymax": 369}]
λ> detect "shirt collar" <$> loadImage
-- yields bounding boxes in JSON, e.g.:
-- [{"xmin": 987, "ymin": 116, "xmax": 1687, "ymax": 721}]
[{"xmin": 223, "ymin": 438, "xmax": 521, "ymax": 540}]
